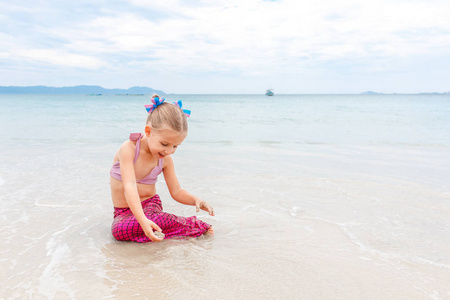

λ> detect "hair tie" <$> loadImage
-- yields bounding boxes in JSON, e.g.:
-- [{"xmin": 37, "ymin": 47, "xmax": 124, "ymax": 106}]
[
  {"xmin": 145, "ymin": 96, "xmax": 165, "ymax": 113},
  {"xmin": 173, "ymin": 100, "xmax": 191, "ymax": 117}
]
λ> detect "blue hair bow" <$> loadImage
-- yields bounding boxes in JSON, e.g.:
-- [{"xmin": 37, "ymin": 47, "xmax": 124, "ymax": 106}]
[
  {"xmin": 145, "ymin": 96, "xmax": 165, "ymax": 113},
  {"xmin": 173, "ymin": 100, "xmax": 191, "ymax": 117}
]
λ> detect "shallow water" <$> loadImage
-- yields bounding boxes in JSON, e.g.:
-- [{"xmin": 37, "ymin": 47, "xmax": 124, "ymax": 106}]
[{"xmin": 1, "ymin": 94, "xmax": 449, "ymax": 299}]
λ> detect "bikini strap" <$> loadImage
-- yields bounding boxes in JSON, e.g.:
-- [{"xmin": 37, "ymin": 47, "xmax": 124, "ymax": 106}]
[{"xmin": 129, "ymin": 133, "xmax": 142, "ymax": 163}]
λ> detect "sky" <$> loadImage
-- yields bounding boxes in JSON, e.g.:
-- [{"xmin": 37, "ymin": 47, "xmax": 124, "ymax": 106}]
[{"xmin": 1, "ymin": 0, "xmax": 450, "ymax": 94}]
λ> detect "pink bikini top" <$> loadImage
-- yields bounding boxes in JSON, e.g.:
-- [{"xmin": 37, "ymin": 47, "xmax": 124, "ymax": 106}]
[{"xmin": 110, "ymin": 133, "xmax": 164, "ymax": 185}]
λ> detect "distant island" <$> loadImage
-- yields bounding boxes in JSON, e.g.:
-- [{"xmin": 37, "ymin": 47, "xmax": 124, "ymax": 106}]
[
  {"xmin": 361, "ymin": 90, "xmax": 450, "ymax": 95},
  {"xmin": 0, "ymin": 85, "xmax": 165, "ymax": 95},
  {"xmin": 361, "ymin": 91, "xmax": 383, "ymax": 95}
]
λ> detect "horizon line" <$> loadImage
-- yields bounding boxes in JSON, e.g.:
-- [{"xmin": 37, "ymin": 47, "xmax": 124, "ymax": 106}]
[{"xmin": 0, "ymin": 85, "xmax": 449, "ymax": 95}]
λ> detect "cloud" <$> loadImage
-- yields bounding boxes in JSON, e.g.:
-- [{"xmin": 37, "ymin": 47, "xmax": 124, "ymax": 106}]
[
  {"xmin": 116, "ymin": 0, "xmax": 450, "ymax": 71},
  {"xmin": 16, "ymin": 48, "xmax": 107, "ymax": 69},
  {"xmin": 1, "ymin": 0, "xmax": 450, "ymax": 92}
]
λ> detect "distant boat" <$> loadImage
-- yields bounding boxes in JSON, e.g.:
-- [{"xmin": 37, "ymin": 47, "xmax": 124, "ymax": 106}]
[{"xmin": 265, "ymin": 89, "xmax": 274, "ymax": 96}]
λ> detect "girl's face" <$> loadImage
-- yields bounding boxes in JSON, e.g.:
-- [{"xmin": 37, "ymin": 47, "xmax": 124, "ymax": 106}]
[{"xmin": 145, "ymin": 126, "xmax": 186, "ymax": 159}]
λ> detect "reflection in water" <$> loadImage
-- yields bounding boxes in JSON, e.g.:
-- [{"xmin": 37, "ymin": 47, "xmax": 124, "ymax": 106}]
[{"xmin": 101, "ymin": 236, "xmax": 217, "ymax": 299}]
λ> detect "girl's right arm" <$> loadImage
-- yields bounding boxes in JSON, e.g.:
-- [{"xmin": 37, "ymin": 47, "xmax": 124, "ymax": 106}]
[{"xmin": 118, "ymin": 143, "xmax": 163, "ymax": 242}]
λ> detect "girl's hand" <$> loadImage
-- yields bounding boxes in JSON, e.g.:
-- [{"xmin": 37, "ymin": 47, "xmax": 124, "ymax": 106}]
[
  {"xmin": 195, "ymin": 199, "xmax": 215, "ymax": 216},
  {"xmin": 140, "ymin": 219, "xmax": 164, "ymax": 242}
]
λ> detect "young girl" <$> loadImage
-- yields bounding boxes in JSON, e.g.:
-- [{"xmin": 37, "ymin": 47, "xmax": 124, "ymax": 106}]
[{"xmin": 110, "ymin": 95, "xmax": 214, "ymax": 242}]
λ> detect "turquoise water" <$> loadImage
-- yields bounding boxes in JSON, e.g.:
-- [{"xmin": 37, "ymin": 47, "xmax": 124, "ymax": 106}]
[
  {"xmin": 1, "ymin": 94, "xmax": 449, "ymax": 299},
  {"xmin": 2, "ymin": 94, "xmax": 449, "ymax": 145}
]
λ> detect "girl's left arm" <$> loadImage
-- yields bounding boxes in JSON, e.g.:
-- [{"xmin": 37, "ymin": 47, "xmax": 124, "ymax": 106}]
[{"xmin": 163, "ymin": 156, "xmax": 214, "ymax": 216}]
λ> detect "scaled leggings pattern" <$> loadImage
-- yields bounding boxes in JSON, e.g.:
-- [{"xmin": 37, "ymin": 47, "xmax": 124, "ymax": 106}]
[{"xmin": 112, "ymin": 195, "xmax": 211, "ymax": 243}]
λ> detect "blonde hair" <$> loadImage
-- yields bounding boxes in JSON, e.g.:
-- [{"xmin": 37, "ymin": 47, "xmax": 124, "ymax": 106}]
[{"xmin": 146, "ymin": 94, "xmax": 188, "ymax": 134}]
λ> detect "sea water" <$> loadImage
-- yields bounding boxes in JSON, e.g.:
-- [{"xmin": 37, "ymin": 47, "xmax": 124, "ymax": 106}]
[{"xmin": 0, "ymin": 94, "xmax": 449, "ymax": 299}]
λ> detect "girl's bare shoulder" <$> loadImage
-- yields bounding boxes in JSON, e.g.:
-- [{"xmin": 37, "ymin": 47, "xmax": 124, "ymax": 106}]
[
  {"xmin": 118, "ymin": 140, "xmax": 136, "ymax": 161},
  {"xmin": 162, "ymin": 155, "xmax": 174, "ymax": 169}
]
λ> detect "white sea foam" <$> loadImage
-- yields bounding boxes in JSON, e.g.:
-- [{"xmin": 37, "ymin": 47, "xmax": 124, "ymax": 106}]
[{"xmin": 37, "ymin": 225, "xmax": 77, "ymax": 299}]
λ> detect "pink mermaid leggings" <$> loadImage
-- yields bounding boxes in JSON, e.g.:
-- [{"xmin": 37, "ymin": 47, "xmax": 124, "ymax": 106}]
[{"xmin": 112, "ymin": 194, "xmax": 211, "ymax": 243}]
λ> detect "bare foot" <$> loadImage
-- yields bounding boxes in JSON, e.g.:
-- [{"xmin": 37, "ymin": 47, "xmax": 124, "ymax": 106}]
[{"xmin": 206, "ymin": 227, "xmax": 214, "ymax": 234}]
